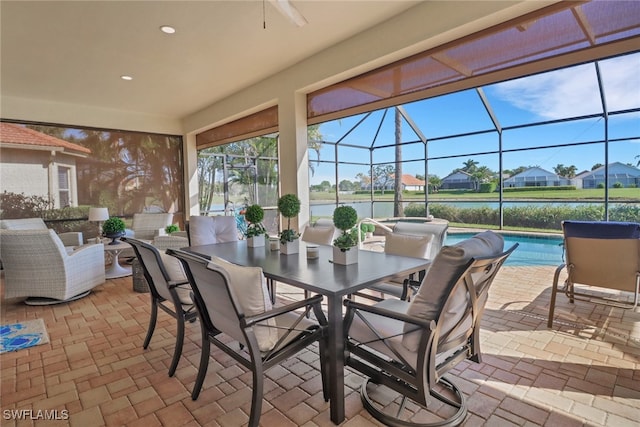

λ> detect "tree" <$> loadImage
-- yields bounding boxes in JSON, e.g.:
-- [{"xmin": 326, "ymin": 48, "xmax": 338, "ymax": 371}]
[
  {"xmin": 553, "ymin": 164, "xmax": 578, "ymax": 178},
  {"xmin": 393, "ymin": 108, "xmax": 404, "ymax": 217},
  {"xmin": 472, "ymin": 166, "xmax": 495, "ymax": 183},
  {"xmin": 373, "ymin": 165, "xmax": 394, "ymax": 194},
  {"xmin": 591, "ymin": 163, "xmax": 604, "ymax": 170},
  {"xmin": 428, "ymin": 175, "xmax": 441, "ymax": 193},
  {"xmin": 461, "ymin": 159, "xmax": 479, "ymax": 173},
  {"xmin": 355, "ymin": 172, "xmax": 371, "ymax": 189},
  {"xmin": 338, "ymin": 180, "xmax": 356, "ymax": 191}
]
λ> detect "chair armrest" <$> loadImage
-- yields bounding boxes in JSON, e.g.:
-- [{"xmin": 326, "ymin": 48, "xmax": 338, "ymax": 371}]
[
  {"xmin": 59, "ymin": 232, "xmax": 83, "ymax": 247},
  {"xmin": 168, "ymin": 279, "xmax": 190, "ymax": 288},
  {"xmin": 245, "ymin": 294, "xmax": 324, "ymax": 326},
  {"xmin": 344, "ymin": 298, "xmax": 432, "ymax": 328}
]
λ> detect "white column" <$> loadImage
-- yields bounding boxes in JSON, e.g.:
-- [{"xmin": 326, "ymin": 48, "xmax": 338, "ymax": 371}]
[
  {"xmin": 278, "ymin": 91, "xmax": 309, "ymax": 231},
  {"xmin": 183, "ymin": 133, "xmax": 200, "ymax": 218}
]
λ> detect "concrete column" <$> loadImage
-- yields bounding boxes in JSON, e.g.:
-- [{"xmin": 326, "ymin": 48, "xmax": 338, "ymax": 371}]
[
  {"xmin": 277, "ymin": 91, "xmax": 309, "ymax": 232},
  {"xmin": 183, "ymin": 133, "xmax": 200, "ymax": 218}
]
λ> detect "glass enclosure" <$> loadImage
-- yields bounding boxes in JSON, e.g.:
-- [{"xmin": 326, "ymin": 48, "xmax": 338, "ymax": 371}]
[{"xmin": 309, "ymin": 52, "xmax": 640, "ymax": 232}]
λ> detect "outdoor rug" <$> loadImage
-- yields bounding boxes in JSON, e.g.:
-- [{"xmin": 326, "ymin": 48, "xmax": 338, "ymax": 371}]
[{"xmin": 0, "ymin": 319, "xmax": 49, "ymax": 354}]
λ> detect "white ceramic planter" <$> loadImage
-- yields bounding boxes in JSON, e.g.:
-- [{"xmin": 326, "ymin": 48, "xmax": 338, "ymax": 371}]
[
  {"xmin": 246, "ymin": 235, "xmax": 265, "ymax": 247},
  {"xmin": 280, "ymin": 239, "xmax": 300, "ymax": 255},
  {"xmin": 333, "ymin": 245, "xmax": 358, "ymax": 265}
]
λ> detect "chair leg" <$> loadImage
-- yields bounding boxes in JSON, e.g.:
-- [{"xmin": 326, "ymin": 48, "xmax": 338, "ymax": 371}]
[
  {"xmin": 192, "ymin": 331, "xmax": 210, "ymax": 400},
  {"xmin": 249, "ymin": 369, "xmax": 264, "ymax": 427},
  {"xmin": 143, "ymin": 299, "xmax": 158, "ymax": 349},
  {"xmin": 547, "ymin": 264, "xmax": 564, "ymax": 328},
  {"xmin": 168, "ymin": 314, "xmax": 186, "ymax": 377}
]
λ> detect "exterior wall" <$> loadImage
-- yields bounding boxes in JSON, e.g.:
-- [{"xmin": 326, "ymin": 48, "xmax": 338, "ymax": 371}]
[
  {"xmin": 0, "ymin": 148, "xmax": 80, "ymax": 208},
  {"xmin": 0, "ymin": 148, "xmax": 50, "ymax": 201}
]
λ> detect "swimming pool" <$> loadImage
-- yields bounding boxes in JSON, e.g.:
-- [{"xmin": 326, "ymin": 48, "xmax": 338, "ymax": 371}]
[{"xmin": 445, "ymin": 232, "xmax": 564, "ymax": 267}]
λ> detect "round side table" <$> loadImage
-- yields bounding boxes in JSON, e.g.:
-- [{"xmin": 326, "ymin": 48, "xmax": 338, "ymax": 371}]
[{"xmin": 103, "ymin": 240, "xmax": 133, "ymax": 279}]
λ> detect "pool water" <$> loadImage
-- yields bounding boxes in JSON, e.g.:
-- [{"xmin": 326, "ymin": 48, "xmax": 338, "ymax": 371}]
[{"xmin": 445, "ymin": 232, "xmax": 564, "ymax": 267}]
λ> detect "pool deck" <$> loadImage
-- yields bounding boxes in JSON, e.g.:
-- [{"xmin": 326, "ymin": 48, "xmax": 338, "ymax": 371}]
[{"xmin": 2, "ymin": 264, "xmax": 639, "ymax": 426}]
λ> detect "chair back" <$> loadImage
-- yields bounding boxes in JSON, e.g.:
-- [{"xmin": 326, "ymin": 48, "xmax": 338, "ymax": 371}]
[
  {"xmin": 0, "ymin": 217, "xmax": 47, "ymax": 230},
  {"xmin": 122, "ymin": 237, "xmax": 175, "ymax": 302},
  {"xmin": 131, "ymin": 213, "xmax": 174, "ymax": 240},
  {"xmin": 168, "ymin": 249, "xmax": 248, "ymax": 346},
  {"xmin": 188, "ymin": 215, "xmax": 239, "ymax": 246},
  {"xmin": 392, "ymin": 220, "xmax": 449, "ymax": 260},
  {"xmin": 433, "ymin": 244, "xmax": 516, "ymax": 362},
  {"xmin": 562, "ymin": 221, "xmax": 640, "ymax": 292},
  {"xmin": 301, "ymin": 223, "xmax": 336, "ymax": 245}
]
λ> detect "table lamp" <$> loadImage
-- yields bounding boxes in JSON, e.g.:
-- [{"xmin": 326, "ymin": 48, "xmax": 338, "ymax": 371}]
[{"xmin": 88, "ymin": 207, "xmax": 109, "ymax": 238}]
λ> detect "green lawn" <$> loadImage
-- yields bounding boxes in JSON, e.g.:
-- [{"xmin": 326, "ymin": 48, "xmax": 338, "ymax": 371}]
[{"xmin": 310, "ymin": 188, "xmax": 639, "ymax": 202}]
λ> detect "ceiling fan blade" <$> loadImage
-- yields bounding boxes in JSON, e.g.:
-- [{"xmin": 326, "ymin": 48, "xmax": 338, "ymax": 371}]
[{"xmin": 269, "ymin": 0, "xmax": 308, "ymax": 27}]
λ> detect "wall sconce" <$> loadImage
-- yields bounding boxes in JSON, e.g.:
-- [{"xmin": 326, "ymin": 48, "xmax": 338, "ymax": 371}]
[{"xmin": 88, "ymin": 207, "xmax": 109, "ymax": 237}]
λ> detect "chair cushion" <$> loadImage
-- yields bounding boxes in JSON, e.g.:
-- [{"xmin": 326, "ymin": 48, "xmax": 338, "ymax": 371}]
[
  {"xmin": 402, "ymin": 231, "xmax": 504, "ymax": 351},
  {"xmin": 301, "ymin": 226, "xmax": 335, "ymax": 246},
  {"xmin": 209, "ymin": 256, "xmax": 278, "ymax": 351},
  {"xmin": 385, "ymin": 232, "xmax": 432, "ymax": 258},
  {"xmin": 158, "ymin": 252, "xmax": 192, "ymax": 305}
]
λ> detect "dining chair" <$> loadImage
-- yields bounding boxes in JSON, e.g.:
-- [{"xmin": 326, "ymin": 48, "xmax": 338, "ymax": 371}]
[
  {"xmin": 121, "ymin": 237, "xmax": 197, "ymax": 377},
  {"xmin": 167, "ymin": 248, "xmax": 329, "ymax": 427},
  {"xmin": 547, "ymin": 220, "xmax": 640, "ymax": 328},
  {"xmin": 358, "ymin": 220, "xmax": 449, "ymax": 301},
  {"xmin": 343, "ymin": 231, "xmax": 516, "ymax": 426}
]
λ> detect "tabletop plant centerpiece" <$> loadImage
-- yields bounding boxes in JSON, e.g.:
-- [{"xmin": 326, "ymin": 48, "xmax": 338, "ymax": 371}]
[
  {"xmin": 332, "ymin": 205, "xmax": 359, "ymax": 265},
  {"xmin": 277, "ymin": 193, "xmax": 301, "ymax": 255},
  {"xmin": 102, "ymin": 216, "xmax": 126, "ymax": 245},
  {"xmin": 244, "ymin": 204, "xmax": 267, "ymax": 247}
]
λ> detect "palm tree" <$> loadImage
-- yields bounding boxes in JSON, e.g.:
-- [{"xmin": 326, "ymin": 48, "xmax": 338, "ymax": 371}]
[
  {"xmin": 393, "ymin": 108, "xmax": 404, "ymax": 217},
  {"xmin": 462, "ymin": 159, "xmax": 479, "ymax": 173}
]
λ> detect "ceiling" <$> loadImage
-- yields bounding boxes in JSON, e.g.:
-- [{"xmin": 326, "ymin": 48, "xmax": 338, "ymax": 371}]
[{"xmin": 0, "ymin": 0, "xmax": 420, "ymax": 121}]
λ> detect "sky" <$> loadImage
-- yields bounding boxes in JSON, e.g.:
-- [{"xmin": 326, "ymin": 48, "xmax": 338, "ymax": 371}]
[{"xmin": 310, "ymin": 52, "xmax": 640, "ymax": 185}]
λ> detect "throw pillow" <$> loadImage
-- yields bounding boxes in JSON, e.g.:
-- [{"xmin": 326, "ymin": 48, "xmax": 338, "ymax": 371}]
[
  {"xmin": 208, "ymin": 256, "xmax": 278, "ymax": 351},
  {"xmin": 158, "ymin": 252, "xmax": 192, "ymax": 305}
]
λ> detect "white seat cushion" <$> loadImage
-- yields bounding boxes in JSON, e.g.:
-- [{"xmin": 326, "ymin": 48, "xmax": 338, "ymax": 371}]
[{"xmin": 158, "ymin": 252, "xmax": 192, "ymax": 305}]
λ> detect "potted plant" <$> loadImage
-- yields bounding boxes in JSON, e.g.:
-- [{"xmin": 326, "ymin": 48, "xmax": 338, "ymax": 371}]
[
  {"xmin": 332, "ymin": 205, "xmax": 359, "ymax": 265},
  {"xmin": 165, "ymin": 224, "xmax": 179, "ymax": 235},
  {"xmin": 277, "ymin": 193, "xmax": 301, "ymax": 254},
  {"xmin": 102, "ymin": 216, "xmax": 126, "ymax": 245},
  {"xmin": 360, "ymin": 222, "xmax": 375, "ymax": 239},
  {"xmin": 244, "ymin": 204, "xmax": 266, "ymax": 247}
]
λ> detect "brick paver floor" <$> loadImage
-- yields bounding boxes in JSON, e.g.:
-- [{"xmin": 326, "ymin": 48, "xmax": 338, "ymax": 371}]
[{"xmin": 1, "ymin": 264, "xmax": 639, "ymax": 426}]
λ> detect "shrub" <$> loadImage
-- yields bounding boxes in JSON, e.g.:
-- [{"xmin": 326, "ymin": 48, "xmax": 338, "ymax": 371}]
[
  {"xmin": 597, "ymin": 183, "xmax": 605, "ymax": 188},
  {"xmin": 613, "ymin": 182, "xmax": 623, "ymax": 188},
  {"xmin": 479, "ymin": 182, "xmax": 497, "ymax": 193}
]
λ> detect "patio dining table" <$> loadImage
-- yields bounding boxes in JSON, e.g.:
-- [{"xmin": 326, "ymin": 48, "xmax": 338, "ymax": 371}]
[{"xmin": 184, "ymin": 240, "xmax": 431, "ymax": 424}]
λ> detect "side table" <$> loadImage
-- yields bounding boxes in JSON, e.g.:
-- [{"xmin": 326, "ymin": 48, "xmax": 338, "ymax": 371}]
[{"xmin": 103, "ymin": 240, "xmax": 133, "ymax": 279}]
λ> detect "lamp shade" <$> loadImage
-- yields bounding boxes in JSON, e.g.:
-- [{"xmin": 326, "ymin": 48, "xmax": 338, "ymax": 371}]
[{"xmin": 88, "ymin": 207, "xmax": 109, "ymax": 222}]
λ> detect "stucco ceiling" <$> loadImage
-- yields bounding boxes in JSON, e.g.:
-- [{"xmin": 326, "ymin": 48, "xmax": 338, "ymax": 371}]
[{"xmin": 0, "ymin": 0, "xmax": 421, "ymax": 120}]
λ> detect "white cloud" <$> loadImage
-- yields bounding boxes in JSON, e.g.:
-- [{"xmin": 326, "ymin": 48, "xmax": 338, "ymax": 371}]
[{"xmin": 492, "ymin": 54, "xmax": 640, "ymax": 120}]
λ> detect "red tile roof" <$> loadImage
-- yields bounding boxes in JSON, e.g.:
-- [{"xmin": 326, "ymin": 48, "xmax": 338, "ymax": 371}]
[
  {"xmin": 391, "ymin": 174, "xmax": 425, "ymax": 186},
  {"xmin": 0, "ymin": 122, "xmax": 91, "ymax": 154}
]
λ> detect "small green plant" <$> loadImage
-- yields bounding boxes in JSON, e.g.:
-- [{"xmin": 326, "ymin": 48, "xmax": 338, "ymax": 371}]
[
  {"xmin": 278, "ymin": 194, "xmax": 301, "ymax": 244},
  {"xmin": 332, "ymin": 205, "xmax": 358, "ymax": 251},
  {"xmin": 102, "ymin": 217, "xmax": 126, "ymax": 236},
  {"xmin": 165, "ymin": 224, "xmax": 179, "ymax": 234},
  {"xmin": 244, "ymin": 204, "xmax": 266, "ymax": 238}
]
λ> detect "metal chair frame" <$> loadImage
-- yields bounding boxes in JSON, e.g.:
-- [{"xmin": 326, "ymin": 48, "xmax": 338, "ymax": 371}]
[
  {"xmin": 343, "ymin": 245, "xmax": 516, "ymax": 427},
  {"xmin": 168, "ymin": 248, "xmax": 330, "ymax": 427},
  {"xmin": 122, "ymin": 237, "xmax": 197, "ymax": 377}
]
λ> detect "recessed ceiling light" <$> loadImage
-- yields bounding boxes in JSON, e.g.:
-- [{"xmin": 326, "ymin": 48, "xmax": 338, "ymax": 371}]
[
  {"xmin": 160, "ymin": 25, "xmax": 176, "ymax": 34},
  {"xmin": 120, "ymin": 75, "xmax": 133, "ymax": 81}
]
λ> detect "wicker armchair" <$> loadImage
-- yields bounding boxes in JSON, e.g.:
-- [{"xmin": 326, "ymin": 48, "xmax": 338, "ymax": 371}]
[
  {"xmin": 0, "ymin": 229, "xmax": 105, "ymax": 304},
  {"xmin": 0, "ymin": 217, "xmax": 83, "ymax": 249}
]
